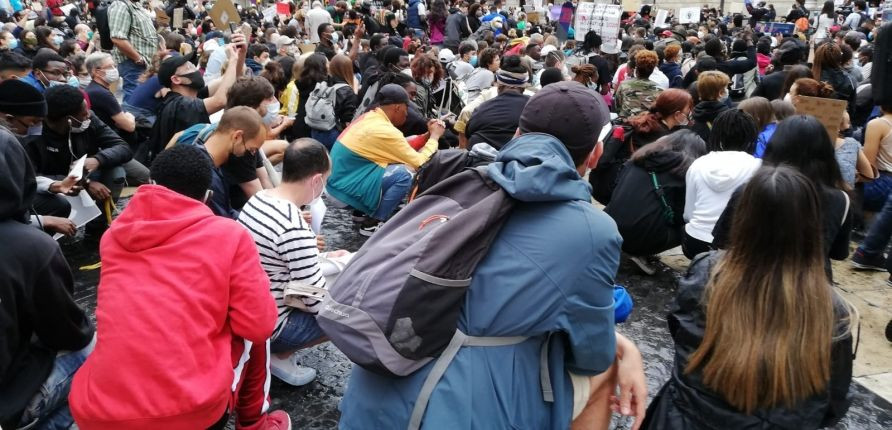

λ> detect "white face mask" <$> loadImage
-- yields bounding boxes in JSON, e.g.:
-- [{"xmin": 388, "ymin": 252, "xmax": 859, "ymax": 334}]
[
  {"xmin": 69, "ymin": 117, "xmax": 91, "ymax": 134},
  {"xmin": 103, "ymin": 68, "xmax": 120, "ymax": 83},
  {"xmin": 78, "ymin": 76, "xmax": 91, "ymax": 88},
  {"xmin": 310, "ymin": 176, "xmax": 325, "ymax": 205},
  {"xmin": 401, "ymin": 68, "xmax": 413, "ymax": 77},
  {"xmin": 263, "ymin": 100, "xmax": 280, "ymax": 125}
]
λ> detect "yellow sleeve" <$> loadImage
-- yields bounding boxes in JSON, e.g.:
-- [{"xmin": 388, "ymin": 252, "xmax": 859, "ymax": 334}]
[{"xmin": 361, "ymin": 127, "xmax": 437, "ymax": 169}]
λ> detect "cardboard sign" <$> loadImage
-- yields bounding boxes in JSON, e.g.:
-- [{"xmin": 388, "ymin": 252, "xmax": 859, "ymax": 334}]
[
  {"xmin": 795, "ymin": 96, "xmax": 848, "ymax": 141},
  {"xmin": 621, "ymin": 0, "xmax": 640, "ymax": 13},
  {"xmin": 154, "ymin": 7, "xmax": 170, "ymax": 27},
  {"xmin": 276, "ymin": 2, "xmax": 290, "ymax": 15},
  {"xmin": 173, "ymin": 7, "xmax": 184, "ymax": 28},
  {"xmin": 527, "ymin": 11, "xmax": 540, "ymax": 24},
  {"xmin": 209, "ymin": 0, "xmax": 241, "ymax": 29},
  {"xmin": 678, "ymin": 7, "xmax": 700, "ymax": 24},
  {"xmin": 654, "ymin": 9, "xmax": 668, "ymax": 26},
  {"xmin": 298, "ymin": 43, "xmax": 316, "ymax": 54},
  {"xmin": 755, "ymin": 22, "xmax": 796, "ymax": 35}
]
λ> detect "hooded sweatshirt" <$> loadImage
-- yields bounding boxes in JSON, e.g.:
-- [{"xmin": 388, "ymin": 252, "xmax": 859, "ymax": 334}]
[
  {"xmin": 339, "ymin": 133, "xmax": 620, "ymax": 429},
  {"xmin": 0, "ymin": 127, "xmax": 94, "ymax": 427},
  {"xmin": 69, "ymin": 185, "xmax": 277, "ymax": 430},
  {"xmin": 684, "ymin": 151, "xmax": 761, "ymax": 242},
  {"xmin": 689, "ymin": 100, "xmax": 730, "ymax": 143}
]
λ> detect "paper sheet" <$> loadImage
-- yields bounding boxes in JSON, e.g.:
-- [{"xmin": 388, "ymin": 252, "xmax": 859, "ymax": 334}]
[
  {"xmin": 68, "ymin": 155, "xmax": 86, "ymax": 181},
  {"xmin": 679, "ymin": 7, "xmax": 701, "ymax": 24},
  {"xmin": 309, "ymin": 197, "xmax": 326, "ymax": 234},
  {"xmin": 53, "ymin": 190, "xmax": 102, "ymax": 240}
]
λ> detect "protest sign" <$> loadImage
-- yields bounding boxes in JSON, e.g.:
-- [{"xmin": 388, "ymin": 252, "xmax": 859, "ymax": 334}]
[
  {"xmin": 173, "ymin": 7, "xmax": 184, "ymax": 28},
  {"xmin": 209, "ymin": 0, "xmax": 241, "ymax": 29},
  {"xmin": 755, "ymin": 22, "xmax": 796, "ymax": 35},
  {"xmin": 679, "ymin": 7, "xmax": 700, "ymax": 24},
  {"xmin": 654, "ymin": 9, "xmax": 668, "ymax": 26},
  {"xmin": 574, "ymin": 2, "xmax": 622, "ymax": 54},
  {"xmin": 621, "ymin": 0, "xmax": 640, "ymax": 13},
  {"xmin": 276, "ymin": 2, "xmax": 290, "ymax": 15},
  {"xmin": 527, "ymin": 12, "xmax": 540, "ymax": 24},
  {"xmin": 795, "ymin": 96, "xmax": 847, "ymax": 141}
]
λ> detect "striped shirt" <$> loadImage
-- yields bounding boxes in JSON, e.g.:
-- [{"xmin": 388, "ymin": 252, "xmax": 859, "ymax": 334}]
[
  {"xmin": 238, "ymin": 191, "xmax": 325, "ymax": 336},
  {"xmin": 108, "ymin": 0, "xmax": 158, "ymax": 64}
]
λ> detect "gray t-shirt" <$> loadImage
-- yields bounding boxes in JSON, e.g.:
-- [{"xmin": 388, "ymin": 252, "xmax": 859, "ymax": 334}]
[
  {"xmin": 464, "ymin": 68, "xmax": 495, "ymax": 103},
  {"xmin": 451, "ymin": 60, "xmax": 474, "ymax": 80},
  {"xmin": 835, "ymin": 137, "xmax": 860, "ymax": 187}
]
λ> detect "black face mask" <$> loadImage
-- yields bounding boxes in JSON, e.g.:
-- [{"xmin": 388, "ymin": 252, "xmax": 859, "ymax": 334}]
[{"xmin": 178, "ymin": 70, "xmax": 205, "ymax": 90}]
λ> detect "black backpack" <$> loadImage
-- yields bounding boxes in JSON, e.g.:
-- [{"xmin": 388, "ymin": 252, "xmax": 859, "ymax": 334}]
[
  {"xmin": 589, "ymin": 124, "xmax": 634, "ymax": 205},
  {"xmin": 94, "ymin": 1, "xmax": 118, "ymax": 51},
  {"xmin": 873, "ymin": 23, "xmax": 892, "ymax": 106}
]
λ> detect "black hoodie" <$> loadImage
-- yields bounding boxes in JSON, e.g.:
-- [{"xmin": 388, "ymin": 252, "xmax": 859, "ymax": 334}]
[
  {"xmin": 605, "ymin": 150, "xmax": 688, "ymax": 256},
  {"xmin": 0, "ymin": 127, "xmax": 94, "ymax": 427},
  {"xmin": 689, "ymin": 100, "xmax": 730, "ymax": 143}
]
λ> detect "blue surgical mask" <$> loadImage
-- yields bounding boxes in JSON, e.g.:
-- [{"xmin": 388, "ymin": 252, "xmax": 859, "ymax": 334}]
[
  {"xmin": 53, "ymin": 35, "xmax": 63, "ymax": 46},
  {"xmin": 67, "ymin": 75, "xmax": 80, "ymax": 88},
  {"xmin": 470, "ymin": 55, "xmax": 478, "ymax": 67},
  {"xmin": 263, "ymin": 100, "xmax": 280, "ymax": 125},
  {"xmin": 27, "ymin": 123, "xmax": 43, "ymax": 136},
  {"xmin": 87, "ymin": 31, "xmax": 94, "ymax": 40},
  {"xmin": 7, "ymin": 39, "xmax": 18, "ymax": 50}
]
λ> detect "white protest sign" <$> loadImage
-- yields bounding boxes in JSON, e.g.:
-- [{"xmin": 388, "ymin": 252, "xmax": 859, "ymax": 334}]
[
  {"xmin": 654, "ymin": 9, "xmax": 668, "ymax": 26},
  {"xmin": 53, "ymin": 191, "xmax": 102, "ymax": 240},
  {"xmin": 262, "ymin": 6, "xmax": 277, "ymax": 22},
  {"xmin": 679, "ymin": 7, "xmax": 700, "ymax": 24},
  {"xmin": 575, "ymin": 3, "xmax": 623, "ymax": 54},
  {"xmin": 174, "ymin": 7, "xmax": 184, "ymax": 28}
]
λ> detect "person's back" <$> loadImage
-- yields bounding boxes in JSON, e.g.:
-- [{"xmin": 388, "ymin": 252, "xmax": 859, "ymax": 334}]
[
  {"xmin": 0, "ymin": 128, "xmax": 94, "ymax": 429},
  {"xmin": 644, "ymin": 166, "xmax": 854, "ymax": 429},
  {"xmin": 70, "ymin": 145, "xmax": 277, "ymax": 429},
  {"xmin": 307, "ymin": 3, "xmax": 332, "ymax": 44},
  {"xmin": 338, "ymin": 81, "xmax": 627, "ymax": 429}
]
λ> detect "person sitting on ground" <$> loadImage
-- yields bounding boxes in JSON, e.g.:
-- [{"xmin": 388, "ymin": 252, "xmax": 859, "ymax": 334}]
[
  {"xmin": 683, "ymin": 108, "xmax": 760, "ymax": 259},
  {"xmin": 642, "ymin": 165, "xmax": 855, "ymax": 429},
  {"xmin": 713, "ymin": 115, "xmax": 853, "ymax": 281},
  {"xmin": 20, "ymin": 50, "xmax": 68, "ymax": 93},
  {"xmin": 0, "ymin": 125, "xmax": 95, "ymax": 430},
  {"xmin": 326, "ymin": 84, "xmax": 445, "ymax": 236},
  {"xmin": 84, "ymin": 52, "xmax": 136, "ymax": 141},
  {"xmin": 606, "ymin": 130, "xmax": 708, "ymax": 275},
  {"xmin": 738, "ymin": 97, "xmax": 777, "ymax": 158},
  {"xmin": 175, "ymin": 106, "xmax": 268, "ymax": 219},
  {"xmin": 462, "ymin": 55, "xmax": 530, "ymax": 150},
  {"xmin": 69, "ymin": 143, "xmax": 289, "ymax": 430},
  {"xmin": 26, "ymin": 85, "xmax": 136, "ymax": 204},
  {"xmin": 0, "ymin": 51, "xmax": 33, "ymax": 80},
  {"xmin": 615, "ymin": 49, "xmax": 663, "ymax": 118},
  {"xmin": 150, "ymin": 33, "xmax": 246, "ymax": 160},
  {"xmin": 689, "ymin": 70, "xmax": 731, "ymax": 143},
  {"xmin": 0, "ymin": 79, "xmax": 80, "ymax": 237},
  {"xmin": 239, "ymin": 138, "xmax": 347, "ymax": 387},
  {"xmin": 338, "ymin": 80, "xmax": 648, "ymax": 430}
]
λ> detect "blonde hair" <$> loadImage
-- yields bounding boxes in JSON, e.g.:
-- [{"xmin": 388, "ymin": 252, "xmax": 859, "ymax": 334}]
[{"xmin": 697, "ymin": 70, "xmax": 731, "ymax": 101}]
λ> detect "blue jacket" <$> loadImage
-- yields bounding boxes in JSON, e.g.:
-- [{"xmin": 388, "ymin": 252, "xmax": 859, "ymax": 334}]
[
  {"xmin": 407, "ymin": 0, "xmax": 422, "ymax": 29},
  {"xmin": 338, "ymin": 133, "xmax": 621, "ymax": 429}
]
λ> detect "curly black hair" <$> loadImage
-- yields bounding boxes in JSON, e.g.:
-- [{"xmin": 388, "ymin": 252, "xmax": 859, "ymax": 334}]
[
  {"xmin": 150, "ymin": 145, "xmax": 213, "ymax": 201},
  {"xmin": 44, "ymin": 85, "xmax": 85, "ymax": 120}
]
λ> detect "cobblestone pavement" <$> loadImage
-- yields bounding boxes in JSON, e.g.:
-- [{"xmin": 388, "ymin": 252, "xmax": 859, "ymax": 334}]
[{"xmin": 64, "ymin": 200, "xmax": 892, "ymax": 429}]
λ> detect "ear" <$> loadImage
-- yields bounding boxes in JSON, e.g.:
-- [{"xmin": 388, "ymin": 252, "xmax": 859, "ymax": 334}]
[
  {"xmin": 232, "ymin": 129, "xmax": 244, "ymax": 141},
  {"xmin": 587, "ymin": 141, "xmax": 604, "ymax": 170}
]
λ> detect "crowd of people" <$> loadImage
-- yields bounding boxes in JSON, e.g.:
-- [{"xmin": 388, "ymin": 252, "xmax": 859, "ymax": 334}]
[{"xmin": 0, "ymin": 0, "xmax": 891, "ymax": 429}]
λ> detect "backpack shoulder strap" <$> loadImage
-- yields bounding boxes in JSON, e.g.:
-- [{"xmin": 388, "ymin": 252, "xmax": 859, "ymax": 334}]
[{"xmin": 840, "ymin": 190, "xmax": 850, "ymax": 227}]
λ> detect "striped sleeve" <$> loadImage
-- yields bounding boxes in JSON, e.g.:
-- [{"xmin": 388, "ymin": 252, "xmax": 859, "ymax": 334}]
[{"xmin": 276, "ymin": 222, "xmax": 327, "ymax": 313}]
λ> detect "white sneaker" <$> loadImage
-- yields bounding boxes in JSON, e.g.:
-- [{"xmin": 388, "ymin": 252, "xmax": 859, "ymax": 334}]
[
  {"xmin": 358, "ymin": 221, "xmax": 381, "ymax": 237},
  {"xmin": 629, "ymin": 256, "xmax": 657, "ymax": 275},
  {"xmin": 269, "ymin": 353, "xmax": 317, "ymax": 386}
]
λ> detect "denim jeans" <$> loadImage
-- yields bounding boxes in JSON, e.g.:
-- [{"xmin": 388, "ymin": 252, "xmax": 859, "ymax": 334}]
[
  {"xmin": 121, "ymin": 102, "xmax": 157, "ymax": 128},
  {"xmin": 863, "ymin": 171, "xmax": 892, "ymax": 212},
  {"xmin": 18, "ymin": 335, "xmax": 96, "ymax": 430},
  {"xmin": 310, "ymin": 128, "xmax": 341, "ymax": 151},
  {"xmin": 88, "ymin": 166, "xmax": 127, "ymax": 201},
  {"xmin": 372, "ymin": 164, "xmax": 412, "ymax": 220},
  {"xmin": 269, "ymin": 311, "xmax": 325, "ymax": 354},
  {"xmin": 117, "ymin": 59, "xmax": 146, "ymax": 104},
  {"xmin": 860, "ymin": 191, "xmax": 892, "ymax": 257}
]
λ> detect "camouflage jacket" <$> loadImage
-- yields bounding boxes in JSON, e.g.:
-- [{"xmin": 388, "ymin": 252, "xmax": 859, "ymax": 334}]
[{"xmin": 615, "ymin": 78, "xmax": 663, "ymax": 119}]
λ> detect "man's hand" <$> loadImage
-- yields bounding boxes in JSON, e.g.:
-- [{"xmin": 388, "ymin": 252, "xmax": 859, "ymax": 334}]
[
  {"xmin": 354, "ymin": 21, "xmax": 366, "ymax": 39},
  {"xmin": 610, "ymin": 333, "xmax": 647, "ymax": 430},
  {"xmin": 49, "ymin": 175, "xmax": 83, "ymax": 195},
  {"xmin": 43, "ymin": 216, "xmax": 76, "ymax": 236},
  {"xmin": 84, "ymin": 157, "xmax": 100, "ymax": 173},
  {"xmin": 427, "ymin": 119, "xmax": 446, "ymax": 140},
  {"xmin": 316, "ymin": 234, "xmax": 326, "ymax": 251},
  {"xmin": 86, "ymin": 181, "xmax": 111, "ymax": 201},
  {"xmin": 230, "ymin": 33, "xmax": 247, "ymax": 53}
]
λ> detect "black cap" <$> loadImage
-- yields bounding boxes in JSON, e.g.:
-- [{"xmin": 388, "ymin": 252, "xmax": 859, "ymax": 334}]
[
  {"xmin": 519, "ymin": 81, "xmax": 610, "ymax": 153},
  {"xmin": 0, "ymin": 79, "xmax": 47, "ymax": 117},
  {"xmin": 158, "ymin": 53, "xmax": 194, "ymax": 88},
  {"xmin": 375, "ymin": 84, "xmax": 410, "ymax": 106}
]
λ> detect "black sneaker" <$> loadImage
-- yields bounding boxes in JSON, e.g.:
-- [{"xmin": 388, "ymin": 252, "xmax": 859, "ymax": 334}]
[
  {"xmin": 358, "ymin": 219, "xmax": 381, "ymax": 237},
  {"xmin": 851, "ymin": 248, "xmax": 887, "ymax": 271},
  {"xmin": 886, "ymin": 319, "xmax": 892, "ymax": 343}
]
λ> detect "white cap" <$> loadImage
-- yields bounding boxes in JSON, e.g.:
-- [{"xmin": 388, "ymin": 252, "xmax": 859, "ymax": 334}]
[{"xmin": 438, "ymin": 48, "xmax": 455, "ymax": 63}]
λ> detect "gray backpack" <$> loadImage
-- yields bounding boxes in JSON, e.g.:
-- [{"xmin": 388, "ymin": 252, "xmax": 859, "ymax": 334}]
[{"xmin": 304, "ymin": 81, "xmax": 348, "ymax": 131}]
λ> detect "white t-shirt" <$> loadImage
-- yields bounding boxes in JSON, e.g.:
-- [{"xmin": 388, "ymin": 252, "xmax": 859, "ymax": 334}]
[
  {"xmin": 815, "ymin": 14, "xmax": 836, "ymax": 40},
  {"xmin": 306, "ymin": 7, "xmax": 333, "ymax": 43}
]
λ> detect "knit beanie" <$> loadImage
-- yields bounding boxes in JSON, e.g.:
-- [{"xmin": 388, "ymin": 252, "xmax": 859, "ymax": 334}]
[{"xmin": 0, "ymin": 79, "xmax": 47, "ymax": 117}]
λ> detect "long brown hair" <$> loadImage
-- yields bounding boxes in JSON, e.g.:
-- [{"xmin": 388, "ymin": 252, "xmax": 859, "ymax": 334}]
[
  {"xmin": 812, "ymin": 42, "xmax": 842, "ymax": 81},
  {"xmin": 329, "ymin": 54, "xmax": 356, "ymax": 92},
  {"xmin": 686, "ymin": 165, "xmax": 843, "ymax": 413}
]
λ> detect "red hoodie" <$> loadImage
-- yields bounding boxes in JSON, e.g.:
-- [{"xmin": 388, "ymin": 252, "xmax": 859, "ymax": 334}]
[{"xmin": 69, "ymin": 185, "xmax": 276, "ymax": 430}]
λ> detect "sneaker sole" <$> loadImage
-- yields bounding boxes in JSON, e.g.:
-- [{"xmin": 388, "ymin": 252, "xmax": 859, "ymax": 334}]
[
  {"xmin": 358, "ymin": 229, "xmax": 376, "ymax": 237},
  {"xmin": 851, "ymin": 261, "xmax": 888, "ymax": 271},
  {"xmin": 630, "ymin": 257, "xmax": 657, "ymax": 276},
  {"xmin": 270, "ymin": 366, "xmax": 317, "ymax": 386}
]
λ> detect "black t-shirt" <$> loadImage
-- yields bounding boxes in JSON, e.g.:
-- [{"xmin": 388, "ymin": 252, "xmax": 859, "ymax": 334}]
[
  {"xmin": 465, "ymin": 92, "xmax": 530, "ymax": 150},
  {"xmin": 588, "ymin": 54, "xmax": 612, "ymax": 88},
  {"xmin": 85, "ymin": 82, "xmax": 122, "ymax": 130},
  {"xmin": 316, "ymin": 43, "xmax": 336, "ymax": 61},
  {"xmin": 151, "ymin": 91, "xmax": 210, "ymax": 157}
]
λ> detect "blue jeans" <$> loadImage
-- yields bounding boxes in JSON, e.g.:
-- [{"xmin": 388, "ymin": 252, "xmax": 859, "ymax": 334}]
[
  {"xmin": 89, "ymin": 166, "xmax": 127, "ymax": 201},
  {"xmin": 860, "ymin": 191, "xmax": 892, "ymax": 258},
  {"xmin": 270, "ymin": 311, "xmax": 325, "ymax": 354},
  {"xmin": 18, "ymin": 335, "xmax": 96, "ymax": 430},
  {"xmin": 863, "ymin": 171, "xmax": 892, "ymax": 212},
  {"xmin": 121, "ymin": 102, "xmax": 157, "ymax": 128},
  {"xmin": 117, "ymin": 59, "xmax": 146, "ymax": 104},
  {"xmin": 310, "ymin": 128, "xmax": 341, "ymax": 151},
  {"xmin": 372, "ymin": 164, "xmax": 412, "ymax": 221}
]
